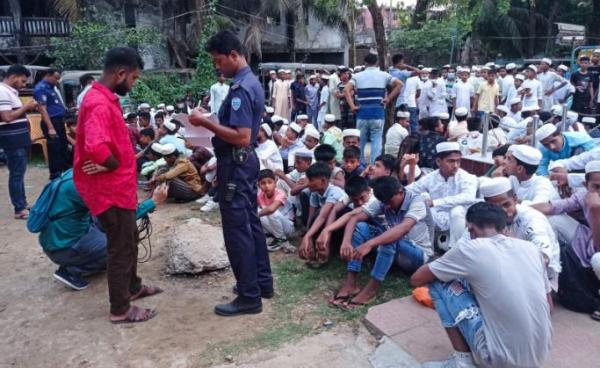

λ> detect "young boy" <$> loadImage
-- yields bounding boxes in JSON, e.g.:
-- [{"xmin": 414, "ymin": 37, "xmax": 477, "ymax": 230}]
[
  {"xmin": 418, "ymin": 116, "xmax": 445, "ymax": 169},
  {"xmin": 303, "ymin": 125, "xmax": 320, "ymax": 151},
  {"xmin": 138, "ymin": 111, "xmax": 151, "ymax": 129},
  {"xmin": 135, "ymin": 128, "xmax": 156, "ymax": 171},
  {"xmin": 299, "ymin": 162, "xmax": 347, "ymax": 267},
  {"xmin": 385, "ymin": 111, "xmax": 410, "ymax": 157},
  {"xmin": 314, "ymin": 144, "xmax": 345, "ymax": 188},
  {"xmin": 152, "ymin": 144, "xmax": 204, "ymax": 202},
  {"xmin": 321, "ymin": 114, "xmax": 343, "ymax": 162},
  {"xmin": 362, "ymin": 154, "xmax": 396, "ymax": 180},
  {"xmin": 276, "ymin": 148, "xmax": 313, "ymax": 225},
  {"xmin": 280, "ymin": 122, "xmax": 304, "ymax": 172},
  {"xmin": 256, "ymin": 123, "xmax": 284, "ymax": 171},
  {"xmin": 342, "ymin": 146, "xmax": 365, "ymax": 181},
  {"xmin": 342, "ymin": 128, "xmax": 360, "ymax": 149},
  {"xmin": 257, "ymin": 169, "xmax": 294, "ymax": 252}
]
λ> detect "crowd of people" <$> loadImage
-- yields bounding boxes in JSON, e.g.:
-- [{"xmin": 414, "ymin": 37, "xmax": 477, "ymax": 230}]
[{"xmin": 1, "ymin": 29, "xmax": 600, "ymax": 367}]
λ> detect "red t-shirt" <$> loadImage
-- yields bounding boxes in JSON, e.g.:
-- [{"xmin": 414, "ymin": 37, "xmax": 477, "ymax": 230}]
[{"xmin": 73, "ymin": 82, "xmax": 137, "ymax": 216}]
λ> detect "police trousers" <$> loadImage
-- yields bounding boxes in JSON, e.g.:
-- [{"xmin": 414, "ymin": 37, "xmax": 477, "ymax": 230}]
[{"xmin": 217, "ymin": 152, "xmax": 273, "ymax": 300}]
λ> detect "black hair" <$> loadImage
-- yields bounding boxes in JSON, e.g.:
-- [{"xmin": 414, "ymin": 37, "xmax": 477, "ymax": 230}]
[
  {"xmin": 306, "ymin": 162, "xmax": 332, "ymax": 180},
  {"xmin": 103, "ymin": 47, "xmax": 144, "ymax": 72},
  {"xmin": 375, "ymin": 154, "xmax": 396, "ymax": 173},
  {"xmin": 492, "ymin": 144, "xmax": 510, "ymax": 158},
  {"xmin": 5, "ymin": 65, "xmax": 31, "ymax": 78},
  {"xmin": 466, "ymin": 202, "xmax": 507, "ymax": 231},
  {"xmin": 521, "ymin": 110, "xmax": 533, "ymax": 119},
  {"xmin": 79, "ymin": 73, "xmax": 95, "ymax": 86},
  {"xmin": 205, "ymin": 30, "xmax": 245, "ymax": 55},
  {"xmin": 364, "ymin": 53, "xmax": 378, "ymax": 65},
  {"xmin": 139, "ymin": 111, "xmax": 151, "ymax": 121},
  {"xmin": 295, "ymin": 155, "xmax": 313, "ymax": 165},
  {"xmin": 126, "ymin": 112, "xmax": 137, "ymax": 119},
  {"xmin": 139, "ymin": 128, "xmax": 155, "ymax": 140},
  {"xmin": 579, "ymin": 55, "xmax": 591, "ymax": 62},
  {"xmin": 372, "ymin": 176, "xmax": 402, "ymax": 203},
  {"xmin": 149, "ymin": 145, "xmax": 163, "ymax": 157},
  {"xmin": 487, "ymin": 68, "xmax": 497, "ymax": 75},
  {"xmin": 423, "ymin": 117, "xmax": 440, "ymax": 132},
  {"xmin": 539, "ymin": 111, "xmax": 552, "ymax": 122},
  {"xmin": 165, "ymin": 149, "xmax": 180, "ymax": 158},
  {"xmin": 392, "ymin": 54, "xmax": 404, "ymax": 65},
  {"xmin": 345, "ymin": 176, "xmax": 370, "ymax": 198},
  {"xmin": 437, "ymin": 149, "xmax": 461, "ymax": 160},
  {"xmin": 258, "ymin": 169, "xmax": 276, "ymax": 181},
  {"xmin": 314, "ymin": 144, "xmax": 337, "ymax": 162},
  {"xmin": 513, "ymin": 156, "xmax": 538, "ymax": 175},
  {"xmin": 45, "ymin": 68, "xmax": 61, "ymax": 76},
  {"xmin": 489, "ymin": 114, "xmax": 500, "ymax": 129},
  {"xmin": 154, "ymin": 111, "xmax": 165, "ymax": 119},
  {"xmin": 467, "ymin": 117, "xmax": 481, "ymax": 132},
  {"xmin": 343, "ymin": 146, "xmax": 361, "ymax": 160},
  {"xmin": 398, "ymin": 132, "xmax": 420, "ymax": 158}
]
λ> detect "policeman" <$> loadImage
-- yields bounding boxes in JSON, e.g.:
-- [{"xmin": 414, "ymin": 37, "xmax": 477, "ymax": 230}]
[{"xmin": 189, "ymin": 30, "xmax": 273, "ymax": 316}]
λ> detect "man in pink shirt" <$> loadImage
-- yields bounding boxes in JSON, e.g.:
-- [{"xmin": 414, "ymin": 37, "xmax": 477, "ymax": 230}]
[{"xmin": 74, "ymin": 47, "xmax": 161, "ymax": 324}]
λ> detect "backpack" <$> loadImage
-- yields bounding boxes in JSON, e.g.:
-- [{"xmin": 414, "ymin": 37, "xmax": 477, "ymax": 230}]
[{"xmin": 26, "ymin": 172, "xmax": 72, "ymax": 233}]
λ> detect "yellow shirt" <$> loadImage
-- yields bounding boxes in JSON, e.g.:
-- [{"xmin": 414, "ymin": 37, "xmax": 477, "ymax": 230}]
[{"xmin": 477, "ymin": 82, "xmax": 499, "ymax": 113}]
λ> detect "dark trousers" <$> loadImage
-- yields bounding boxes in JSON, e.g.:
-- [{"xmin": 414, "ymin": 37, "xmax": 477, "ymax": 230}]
[
  {"xmin": 46, "ymin": 223, "xmax": 107, "ymax": 277},
  {"xmin": 97, "ymin": 207, "xmax": 141, "ymax": 315},
  {"xmin": 168, "ymin": 178, "xmax": 201, "ymax": 202},
  {"xmin": 4, "ymin": 146, "xmax": 28, "ymax": 213},
  {"xmin": 557, "ymin": 246, "xmax": 600, "ymax": 314},
  {"xmin": 42, "ymin": 116, "xmax": 70, "ymax": 179}
]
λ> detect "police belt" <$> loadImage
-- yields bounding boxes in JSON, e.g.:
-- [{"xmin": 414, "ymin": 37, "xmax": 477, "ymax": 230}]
[{"xmin": 212, "ymin": 138, "xmax": 256, "ymax": 163}]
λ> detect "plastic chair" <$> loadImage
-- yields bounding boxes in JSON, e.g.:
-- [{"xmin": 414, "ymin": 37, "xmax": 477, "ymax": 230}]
[{"xmin": 27, "ymin": 114, "xmax": 48, "ymax": 163}]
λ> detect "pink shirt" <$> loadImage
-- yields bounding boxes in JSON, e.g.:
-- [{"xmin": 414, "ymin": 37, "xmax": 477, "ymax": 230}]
[
  {"xmin": 73, "ymin": 82, "xmax": 137, "ymax": 216},
  {"xmin": 257, "ymin": 188, "xmax": 287, "ymax": 209}
]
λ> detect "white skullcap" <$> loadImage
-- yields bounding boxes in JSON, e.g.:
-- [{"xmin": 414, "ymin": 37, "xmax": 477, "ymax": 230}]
[
  {"xmin": 308, "ymin": 74, "xmax": 317, "ymax": 80},
  {"xmin": 396, "ymin": 110, "xmax": 410, "ymax": 118},
  {"xmin": 295, "ymin": 147, "xmax": 313, "ymax": 159},
  {"xmin": 289, "ymin": 122, "xmax": 303, "ymax": 134},
  {"xmin": 150, "ymin": 142, "xmax": 163, "ymax": 154},
  {"xmin": 343, "ymin": 129, "xmax": 360, "ymax": 138},
  {"xmin": 506, "ymin": 63, "xmax": 517, "ymax": 70},
  {"xmin": 278, "ymin": 69, "xmax": 285, "ymax": 73},
  {"xmin": 443, "ymin": 64, "xmax": 451, "ymax": 69},
  {"xmin": 527, "ymin": 64, "xmax": 538, "ymax": 73},
  {"xmin": 265, "ymin": 106, "xmax": 274, "ymax": 114},
  {"xmin": 403, "ymin": 164, "xmax": 421, "ymax": 178},
  {"xmin": 521, "ymin": 104, "xmax": 539, "ymax": 112},
  {"xmin": 282, "ymin": 118, "xmax": 289, "ymax": 125},
  {"xmin": 541, "ymin": 58, "xmax": 552, "ymax": 66},
  {"xmin": 456, "ymin": 67, "xmax": 467, "ymax": 73},
  {"xmin": 472, "ymin": 66, "xmax": 480, "ymax": 72},
  {"xmin": 296, "ymin": 114, "xmax": 309, "ymax": 121},
  {"xmin": 455, "ymin": 107, "xmax": 468, "ymax": 117},
  {"xmin": 499, "ymin": 116, "xmax": 517, "ymax": 130},
  {"xmin": 510, "ymin": 97, "xmax": 522, "ymax": 105},
  {"xmin": 422, "ymin": 67, "xmax": 432, "ymax": 73},
  {"xmin": 123, "ymin": 113, "xmax": 129, "ymax": 119},
  {"xmin": 582, "ymin": 116, "xmax": 596, "ymax": 124},
  {"xmin": 324, "ymin": 114, "xmax": 336, "ymax": 123},
  {"xmin": 436, "ymin": 141, "xmax": 461, "ymax": 154},
  {"xmin": 304, "ymin": 125, "xmax": 320, "ymax": 140},
  {"xmin": 166, "ymin": 105, "xmax": 175, "ymax": 112},
  {"xmin": 567, "ymin": 111, "xmax": 578, "ymax": 123},
  {"xmin": 163, "ymin": 120, "xmax": 177, "ymax": 132},
  {"xmin": 271, "ymin": 115, "xmax": 284, "ymax": 124},
  {"xmin": 481, "ymin": 66, "xmax": 491, "ymax": 71},
  {"xmin": 157, "ymin": 103, "xmax": 165, "ymax": 109},
  {"xmin": 557, "ymin": 65, "xmax": 568, "ymax": 72},
  {"xmin": 320, "ymin": 74, "xmax": 330, "ymax": 80},
  {"xmin": 593, "ymin": 49, "xmax": 600, "ymax": 55},
  {"xmin": 485, "ymin": 62, "xmax": 495, "ymax": 67},
  {"xmin": 551, "ymin": 105, "xmax": 564, "ymax": 115},
  {"xmin": 138, "ymin": 103, "xmax": 150, "ymax": 109},
  {"xmin": 161, "ymin": 143, "xmax": 177, "ymax": 155},
  {"xmin": 438, "ymin": 112, "xmax": 450, "ymax": 120},
  {"xmin": 585, "ymin": 160, "xmax": 600, "ymax": 174},
  {"xmin": 515, "ymin": 74, "xmax": 525, "ymax": 81},
  {"xmin": 260, "ymin": 123, "xmax": 272, "ymax": 137},
  {"xmin": 496, "ymin": 105, "xmax": 510, "ymax": 114},
  {"xmin": 269, "ymin": 70, "xmax": 276, "ymax": 74},
  {"xmin": 508, "ymin": 144, "xmax": 542, "ymax": 165},
  {"xmin": 535, "ymin": 124, "xmax": 557, "ymax": 142},
  {"xmin": 480, "ymin": 177, "xmax": 512, "ymax": 198}
]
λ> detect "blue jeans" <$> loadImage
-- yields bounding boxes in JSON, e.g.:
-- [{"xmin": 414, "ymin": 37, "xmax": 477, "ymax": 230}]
[
  {"xmin": 5, "ymin": 147, "xmax": 28, "ymax": 213},
  {"xmin": 408, "ymin": 107, "xmax": 419, "ymax": 132},
  {"xmin": 356, "ymin": 118, "xmax": 384, "ymax": 165},
  {"xmin": 347, "ymin": 222, "xmax": 426, "ymax": 281},
  {"xmin": 45, "ymin": 223, "xmax": 107, "ymax": 277},
  {"xmin": 429, "ymin": 280, "xmax": 490, "ymax": 362}
]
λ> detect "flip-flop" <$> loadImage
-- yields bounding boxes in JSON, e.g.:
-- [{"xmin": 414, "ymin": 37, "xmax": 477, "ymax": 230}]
[
  {"xmin": 110, "ymin": 306, "xmax": 157, "ymax": 324},
  {"xmin": 130, "ymin": 285, "xmax": 163, "ymax": 301},
  {"xmin": 341, "ymin": 297, "xmax": 376, "ymax": 311},
  {"xmin": 14, "ymin": 211, "xmax": 28, "ymax": 220},
  {"xmin": 591, "ymin": 310, "xmax": 600, "ymax": 322}
]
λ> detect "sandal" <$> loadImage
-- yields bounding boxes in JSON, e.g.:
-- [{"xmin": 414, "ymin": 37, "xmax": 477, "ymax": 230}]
[
  {"xmin": 591, "ymin": 310, "xmax": 600, "ymax": 322},
  {"xmin": 341, "ymin": 296, "xmax": 376, "ymax": 311},
  {"xmin": 110, "ymin": 305, "xmax": 157, "ymax": 324},
  {"xmin": 14, "ymin": 210, "xmax": 28, "ymax": 220},
  {"xmin": 130, "ymin": 285, "xmax": 163, "ymax": 302}
]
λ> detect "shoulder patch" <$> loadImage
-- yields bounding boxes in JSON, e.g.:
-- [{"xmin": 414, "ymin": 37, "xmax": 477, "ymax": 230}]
[{"xmin": 231, "ymin": 97, "xmax": 241, "ymax": 111}]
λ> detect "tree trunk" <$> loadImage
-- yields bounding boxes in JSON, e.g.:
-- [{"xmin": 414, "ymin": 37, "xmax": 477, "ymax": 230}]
[
  {"xmin": 590, "ymin": 0, "xmax": 600, "ymax": 39},
  {"xmin": 366, "ymin": 1, "xmax": 387, "ymax": 70},
  {"xmin": 527, "ymin": 0, "xmax": 537, "ymax": 58},
  {"xmin": 9, "ymin": 0, "xmax": 23, "ymax": 63},
  {"xmin": 544, "ymin": 0, "xmax": 559, "ymax": 55},
  {"xmin": 410, "ymin": 0, "xmax": 429, "ymax": 30}
]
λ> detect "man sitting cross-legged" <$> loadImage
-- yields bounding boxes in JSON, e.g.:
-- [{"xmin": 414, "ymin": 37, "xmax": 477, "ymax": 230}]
[{"xmin": 411, "ymin": 202, "xmax": 553, "ymax": 368}]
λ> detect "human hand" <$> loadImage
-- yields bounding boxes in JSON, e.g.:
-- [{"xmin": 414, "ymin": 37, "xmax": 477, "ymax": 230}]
[
  {"xmin": 297, "ymin": 177, "xmax": 308, "ymax": 187},
  {"xmin": 188, "ymin": 107, "xmax": 212, "ymax": 127},
  {"xmin": 549, "ymin": 172, "xmax": 568, "ymax": 186},
  {"xmin": 82, "ymin": 160, "xmax": 109, "ymax": 175},
  {"xmin": 406, "ymin": 153, "xmax": 418, "ymax": 166},
  {"xmin": 48, "ymin": 127, "xmax": 57, "ymax": 139},
  {"xmin": 425, "ymin": 199, "xmax": 434, "ymax": 207},
  {"xmin": 352, "ymin": 243, "xmax": 373, "ymax": 261},
  {"xmin": 25, "ymin": 99, "xmax": 38, "ymax": 110},
  {"xmin": 381, "ymin": 97, "xmax": 389, "ymax": 106},
  {"xmin": 316, "ymin": 231, "xmax": 330, "ymax": 253},
  {"xmin": 585, "ymin": 191, "xmax": 600, "ymax": 209},
  {"xmin": 151, "ymin": 183, "xmax": 169, "ymax": 204},
  {"xmin": 298, "ymin": 237, "xmax": 315, "ymax": 260},
  {"xmin": 340, "ymin": 242, "xmax": 353, "ymax": 260},
  {"xmin": 350, "ymin": 105, "xmax": 360, "ymax": 113}
]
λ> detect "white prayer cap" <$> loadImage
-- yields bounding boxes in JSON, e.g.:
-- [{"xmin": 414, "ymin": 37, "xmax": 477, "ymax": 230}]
[
  {"xmin": 582, "ymin": 116, "xmax": 596, "ymax": 124},
  {"xmin": 304, "ymin": 125, "xmax": 320, "ymax": 140},
  {"xmin": 282, "ymin": 118, "xmax": 289, "ymax": 125},
  {"xmin": 289, "ymin": 122, "xmax": 303, "ymax": 134},
  {"xmin": 157, "ymin": 103, "xmax": 165, "ymax": 109},
  {"xmin": 510, "ymin": 97, "xmax": 522, "ymax": 105},
  {"xmin": 166, "ymin": 105, "xmax": 175, "ymax": 112},
  {"xmin": 438, "ymin": 112, "xmax": 450, "ymax": 120},
  {"xmin": 150, "ymin": 142, "xmax": 164, "ymax": 154},
  {"xmin": 481, "ymin": 66, "xmax": 491, "ymax": 71},
  {"xmin": 548, "ymin": 161, "xmax": 564, "ymax": 171},
  {"xmin": 436, "ymin": 141, "xmax": 461, "ymax": 154},
  {"xmin": 472, "ymin": 66, "xmax": 480, "ymax": 72},
  {"xmin": 558, "ymin": 64, "xmax": 569, "ymax": 72},
  {"xmin": 403, "ymin": 164, "xmax": 421, "ymax": 178},
  {"xmin": 296, "ymin": 114, "xmax": 309, "ymax": 121},
  {"xmin": 160, "ymin": 143, "xmax": 177, "ymax": 155},
  {"xmin": 567, "ymin": 111, "xmax": 578, "ymax": 122},
  {"xmin": 550, "ymin": 104, "xmax": 564, "ymax": 115},
  {"xmin": 480, "ymin": 177, "xmax": 512, "ymax": 198},
  {"xmin": 508, "ymin": 144, "xmax": 542, "ymax": 165},
  {"xmin": 485, "ymin": 62, "xmax": 495, "ymax": 67},
  {"xmin": 499, "ymin": 116, "xmax": 517, "ymax": 130},
  {"xmin": 265, "ymin": 106, "xmax": 274, "ymax": 114},
  {"xmin": 594, "ymin": 49, "xmax": 600, "ymax": 55},
  {"xmin": 515, "ymin": 74, "xmax": 525, "ymax": 81},
  {"xmin": 295, "ymin": 147, "xmax": 313, "ymax": 159},
  {"xmin": 269, "ymin": 70, "xmax": 276, "ymax": 74},
  {"xmin": 496, "ymin": 105, "xmax": 509, "ymax": 114},
  {"xmin": 278, "ymin": 69, "xmax": 285, "ymax": 73},
  {"xmin": 308, "ymin": 74, "xmax": 317, "ymax": 80},
  {"xmin": 271, "ymin": 115, "xmax": 284, "ymax": 124},
  {"xmin": 138, "ymin": 103, "xmax": 150, "ymax": 109},
  {"xmin": 343, "ymin": 128, "xmax": 361, "ymax": 138},
  {"xmin": 506, "ymin": 63, "xmax": 517, "ymax": 70},
  {"xmin": 526, "ymin": 64, "xmax": 538, "ymax": 73},
  {"xmin": 285, "ymin": 69, "xmax": 292, "ymax": 73},
  {"xmin": 456, "ymin": 67, "xmax": 466, "ymax": 73},
  {"xmin": 324, "ymin": 114, "xmax": 336, "ymax": 123},
  {"xmin": 422, "ymin": 67, "xmax": 432, "ymax": 73},
  {"xmin": 123, "ymin": 113, "xmax": 129, "ymax": 119},
  {"xmin": 585, "ymin": 160, "xmax": 600, "ymax": 174},
  {"xmin": 260, "ymin": 123, "xmax": 272, "ymax": 137},
  {"xmin": 163, "ymin": 120, "xmax": 177, "ymax": 132},
  {"xmin": 443, "ymin": 64, "xmax": 451, "ymax": 69},
  {"xmin": 535, "ymin": 124, "xmax": 558, "ymax": 142},
  {"xmin": 396, "ymin": 110, "xmax": 410, "ymax": 119},
  {"xmin": 455, "ymin": 107, "xmax": 468, "ymax": 117},
  {"xmin": 541, "ymin": 58, "xmax": 552, "ymax": 66}
]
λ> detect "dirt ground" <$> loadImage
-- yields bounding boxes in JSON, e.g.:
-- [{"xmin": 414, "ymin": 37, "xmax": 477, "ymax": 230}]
[{"xmin": 0, "ymin": 166, "xmax": 377, "ymax": 368}]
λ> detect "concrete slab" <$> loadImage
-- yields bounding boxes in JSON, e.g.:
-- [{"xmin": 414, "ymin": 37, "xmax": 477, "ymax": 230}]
[
  {"xmin": 368, "ymin": 336, "xmax": 421, "ymax": 368},
  {"xmin": 365, "ymin": 296, "xmax": 600, "ymax": 367}
]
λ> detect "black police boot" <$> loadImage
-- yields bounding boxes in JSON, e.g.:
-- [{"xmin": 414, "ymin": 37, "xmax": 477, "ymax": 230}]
[
  {"xmin": 232, "ymin": 285, "xmax": 274, "ymax": 299},
  {"xmin": 214, "ymin": 296, "xmax": 262, "ymax": 317}
]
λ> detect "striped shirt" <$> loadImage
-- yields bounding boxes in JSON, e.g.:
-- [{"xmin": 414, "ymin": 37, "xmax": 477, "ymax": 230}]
[
  {"xmin": 350, "ymin": 67, "xmax": 396, "ymax": 120},
  {"xmin": 0, "ymin": 82, "xmax": 30, "ymax": 149}
]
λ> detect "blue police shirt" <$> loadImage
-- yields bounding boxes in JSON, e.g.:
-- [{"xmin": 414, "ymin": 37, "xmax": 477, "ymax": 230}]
[
  {"xmin": 33, "ymin": 80, "xmax": 66, "ymax": 118},
  {"xmin": 215, "ymin": 66, "xmax": 264, "ymax": 150}
]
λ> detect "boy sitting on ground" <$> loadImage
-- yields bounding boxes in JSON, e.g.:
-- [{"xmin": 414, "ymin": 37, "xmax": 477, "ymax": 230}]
[
  {"xmin": 385, "ymin": 110, "xmax": 410, "ymax": 157},
  {"xmin": 314, "ymin": 144, "xmax": 345, "ymax": 188},
  {"xmin": 321, "ymin": 114, "xmax": 343, "ymax": 162},
  {"xmin": 342, "ymin": 146, "xmax": 365, "ymax": 181},
  {"xmin": 361, "ymin": 154, "xmax": 396, "ymax": 180},
  {"xmin": 151, "ymin": 144, "xmax": 204, "ymax": 202},
  {"xmin": 257, "ymin": 169, "xmax": 295, "ymax": 253},
  {"xmin": 342, "ymin": 128, "xmax": 360, "ymax": 149},
  {"xmin": 276, "ymin": 148, "xmax": 313, "ymax": 226}
]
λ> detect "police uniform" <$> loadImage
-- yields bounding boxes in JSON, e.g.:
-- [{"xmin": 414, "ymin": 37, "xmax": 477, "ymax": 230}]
[
  {"xmin": 213, "ymin": 66, "xmax": 273, "ymax": 304},
  {"xmin": 33, "ymin": 79, "xmax": 68, "ymax": 179}
]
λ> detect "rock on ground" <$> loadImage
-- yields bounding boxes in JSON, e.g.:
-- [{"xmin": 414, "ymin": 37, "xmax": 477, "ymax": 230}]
[{"xmin": 165, "ymin": 218, "xmax": 230, "ymax": 274}]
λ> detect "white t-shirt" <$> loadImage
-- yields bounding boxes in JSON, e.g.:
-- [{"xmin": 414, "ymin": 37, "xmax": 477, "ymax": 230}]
[
  {"xmin": 256, "ymin": 139, "xmax": 284, "ymax": 171},
  {"xmin": 452, "ymin": 80, "xmax": 475, "ymax": 111},
  {"xmin": 384, "ymin": 123, "xmax": 408, "ymax": 157},
  {"xmin": 429, "ymin": 234, "xmax": 552, "ymax": 367},
  {"xmin": 209, "ymin": 82, "xmax": 230, "ymax": 114},
  {"xmin": 521, "ymin": 78, "xmax": 542, "ymax": 109},
  {"xmin": 404, "ymin": 76, "xmax": 421, "ymax": 108}
]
